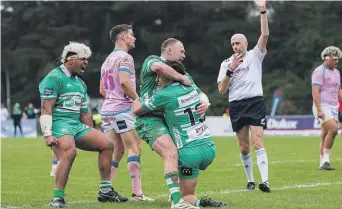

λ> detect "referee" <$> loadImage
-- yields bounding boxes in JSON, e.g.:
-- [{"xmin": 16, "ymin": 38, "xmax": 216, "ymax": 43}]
[{"xmin": 217, "ymin": 0, "xmax": 270, "ymax": 192}]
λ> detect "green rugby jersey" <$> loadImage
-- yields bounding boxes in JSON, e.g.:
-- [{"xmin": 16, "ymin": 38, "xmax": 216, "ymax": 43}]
[
  {"xmin": 139, "ymin": 55, "xmax": 200, "ymax": 99},
  {"xmin": 39, "ymin": 65, "xmax": 89, "ymax": 121},
  {"xmin": 140, "ymin": 55, "xmax": 165, "ymax": 100},
  {"xmin": 141, "ymin": 83, "xmax": 211, "ymax": 149}
]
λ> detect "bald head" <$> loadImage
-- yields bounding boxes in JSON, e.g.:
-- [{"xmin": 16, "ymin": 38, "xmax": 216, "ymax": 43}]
[
  {"xmin": 231, "ymin": 33, "xmax": 248, "ymax": 55},
  {"xmin": 231, "ymin": 34, "xmax": 247, "ymax": 42}
]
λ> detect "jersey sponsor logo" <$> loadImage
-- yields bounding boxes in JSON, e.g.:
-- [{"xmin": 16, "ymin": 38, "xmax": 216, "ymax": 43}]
[
  {"xmin": 44, "ymin": 88, "xmax": 54, "ymax": 96},
  {"xmin": 101, "ymin": 116, "xmax": 116, "ymax": 122},
  {"xmin": 180, "ymin": 167, "xmax": 192, "ymax": 176},
  {"xmin": 195, "ymin": 123, "xmax": 209, "ymax": 134},
  {"xmin": 116, "ymin": 120, "xmax": 127, "ymax": 130},
  {"xmin": 177, "ymin": 91, "xmax": 199, "ymax": 108},
  {"xmin": 233, "ymin": 66, "xmax": 249, "ymax": 77}
]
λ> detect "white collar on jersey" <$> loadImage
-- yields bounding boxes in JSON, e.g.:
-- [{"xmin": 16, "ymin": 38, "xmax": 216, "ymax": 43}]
[
  {"xmin": 160, "ymin": 56, "xmax": 166, "ymax": 61},
  {"xmin": 59, "ymin": 64, "xmax": 72, "ymax": 77}
]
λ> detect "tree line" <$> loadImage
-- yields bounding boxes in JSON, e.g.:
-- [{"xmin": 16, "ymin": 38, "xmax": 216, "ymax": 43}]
[{"xmin": 1, "ymin": 1, "xmax": 341, "ymax": 115}]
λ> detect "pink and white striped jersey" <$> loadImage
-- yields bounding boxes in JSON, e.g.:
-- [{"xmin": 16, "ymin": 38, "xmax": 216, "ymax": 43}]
[{"xmin": 100, "ymin": 49, "xmax": 136, "ymax": 115}]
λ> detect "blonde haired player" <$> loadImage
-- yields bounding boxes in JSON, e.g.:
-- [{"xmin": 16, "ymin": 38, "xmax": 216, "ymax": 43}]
[
  {"xmin": 312, "ymin": 46, "xmax": 342, "ymax": 170},
  {"xmin": 39, "ymin": 42, "xmax": 127, "ymax": 208}
]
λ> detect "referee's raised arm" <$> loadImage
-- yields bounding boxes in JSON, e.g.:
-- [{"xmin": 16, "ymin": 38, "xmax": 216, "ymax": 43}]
[
  {"xmin": 256, "ymin": 0, "xmax": 269, "ymax": 53},
  {"xmin": 216, "ymin": 0, "xmax": 271, "ymax": 193}
]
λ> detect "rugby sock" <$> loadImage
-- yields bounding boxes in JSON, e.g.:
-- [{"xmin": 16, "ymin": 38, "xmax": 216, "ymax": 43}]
[
  {"xmin": 322, "ymin": 148, "xmax": 331, "ymax": 163},
  {"xmin": 99, "ymin": 180, "xmax": 112, "ymax": 193},
  {"xmin": 53, "ymin": 189, "xmax": 64, "ymax": 199},
  {"xmin": 127, "ymin": 156, "xmax": 142, "ymax": 196},
  {"xmin": 320, "ymin": 155, "xmax": 323, "ymax": 167},
  {"xmin": 255, "ymin": 148, "xmax": 268, "ymax": 183},
  {"xmin": 165, "ymin": 172, "xmax": 181, "ymax": 204},
  {"xmin": 240, "ymin": 153, "xmax": 254, "ymax": 183},
  {"xmin": 52, "ymin": 160, "xmax": 58, "ymax": 170},
  {"xmin": 110, "ymin": 161, "xmax": 119, "ymax": 182},
  {"xmin": 194, "ymin": 200, "xmax": 200, "ymax": 206}
]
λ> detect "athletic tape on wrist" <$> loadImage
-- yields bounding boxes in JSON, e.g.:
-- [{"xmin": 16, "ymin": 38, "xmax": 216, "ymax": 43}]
[{"xmin": 40, "ymin": 115, "xmax": 53, "ymax": 137}]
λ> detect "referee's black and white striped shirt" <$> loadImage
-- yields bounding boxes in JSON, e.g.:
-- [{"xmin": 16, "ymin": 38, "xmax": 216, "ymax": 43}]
[{"xmin": 217, "ymin": 45, "xmax": 267, "ymax": 102}]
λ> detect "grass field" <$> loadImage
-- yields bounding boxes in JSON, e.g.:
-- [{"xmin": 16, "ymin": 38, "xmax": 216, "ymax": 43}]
[{"xmin": 1, "ymin": 136, "xmax": 342, "ymax": 209}]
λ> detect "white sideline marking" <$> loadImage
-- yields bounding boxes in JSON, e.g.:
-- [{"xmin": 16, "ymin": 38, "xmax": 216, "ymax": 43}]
[
  {"xmin": 210, "ymin": 181, "xmax": 342, "ymax": 195},
  {"xmin": 3, "ymin": 181, "xmax": 341, "ymax": 208},
  {"xmin": 232, "ymin": 158, "xmax": 342, "ymax": 167}
]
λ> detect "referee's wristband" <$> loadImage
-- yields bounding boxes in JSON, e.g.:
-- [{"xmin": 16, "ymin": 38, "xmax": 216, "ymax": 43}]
[{"xmin": 226, "ymin": 69, "xmax": 234, "ymax": 77}]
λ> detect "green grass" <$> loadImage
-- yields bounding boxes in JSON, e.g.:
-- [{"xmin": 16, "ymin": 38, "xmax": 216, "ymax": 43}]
[{"xmin": 1, "ymin": 136, "xmax": 342, "ymax": 209}]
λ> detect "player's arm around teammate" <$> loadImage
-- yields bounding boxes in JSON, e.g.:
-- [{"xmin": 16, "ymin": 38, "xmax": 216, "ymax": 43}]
[{"xmin": 134, "ymin": 61, "xmax": 225, "ymax": 208}]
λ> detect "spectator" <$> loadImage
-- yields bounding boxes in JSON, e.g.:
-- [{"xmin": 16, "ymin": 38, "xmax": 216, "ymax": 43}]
[
  {"xmin": 25, "ymin": 103, "xmax": 37, "ymax": 119},
  {"xmin": 222, "ymin": 108, "xmax": 230, "ymax": 117},
  {"xmin": 12, "ymin": 103, "xmax": 23, "ymax": 137}
]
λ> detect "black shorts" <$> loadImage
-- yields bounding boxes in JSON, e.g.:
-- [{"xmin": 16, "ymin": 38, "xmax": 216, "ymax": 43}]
[
  {"xmin": 339, "ymin": 112, "xmax": 342, "ymax": 123},
  {"xmin": 229, "ymin": 96, "xmax": 267, "ymax": 132}
]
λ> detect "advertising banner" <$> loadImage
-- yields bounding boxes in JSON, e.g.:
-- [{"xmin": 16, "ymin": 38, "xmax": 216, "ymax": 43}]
[{"xmin": 206, "ymin": 115, "xmax": 325, "ymax": 137}]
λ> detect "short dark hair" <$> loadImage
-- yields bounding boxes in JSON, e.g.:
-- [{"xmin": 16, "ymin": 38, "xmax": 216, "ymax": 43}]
[
  {"xmin": 109, "ymin": 24, "xmax": 132, "ymax": 43},
  {"xmin": 165, "ymin": 60, "xmax": 186, "ymax": 75},
  {"xmin": 161, "ymin": 38, "xmax": 182, "ymax": 53}
]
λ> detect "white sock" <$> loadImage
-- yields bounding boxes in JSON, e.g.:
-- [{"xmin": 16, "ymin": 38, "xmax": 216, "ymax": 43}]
[
  {"xmin": 322, "ymin": 148, "xmax": 331, "ymax": 163},
  {"xmin": 51, "ymin": 160, "xmax": 59, "ymax": 171},
  {"xmin": 255, "ymin": 148, "xmax": 268, "ymax": 183},
  {"xmin": 240, "ymin": 153, "xmax": 254, "ymax": 183},
  {"xmin": 320, "ymin": 155, "xmax": 323, "ymax": 167}
]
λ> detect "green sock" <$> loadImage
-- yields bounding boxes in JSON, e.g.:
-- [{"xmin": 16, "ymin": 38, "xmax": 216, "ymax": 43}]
[
  {"xmin": 100, "ymin": 180, "xmax": 112, "ymax": 193},
  {"xmin": 165, "ymin": 172, "xmax": 182, "ymax": 204},
  {"xmin": 195, "ymin": 200, "xmax": 200, "ymax": 206},
  {"xmin": 53, "ymin": 189, "xmax": 64, "ymax": 198}
]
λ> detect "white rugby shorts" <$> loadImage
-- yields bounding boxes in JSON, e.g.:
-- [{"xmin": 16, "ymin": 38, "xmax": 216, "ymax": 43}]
[
  {"xmin": 312, "ymin": 104, "xmax": 338, "ymax": 125},
  {"xmin": 101, "ymin": 111, "xmax": 136, "ymax": 133}
]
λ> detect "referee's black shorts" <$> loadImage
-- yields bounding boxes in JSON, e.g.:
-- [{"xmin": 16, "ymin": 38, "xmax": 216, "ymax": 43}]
[{"xmin": 229, "ymin": 96, "xmax": 267, "ymax": 132}]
